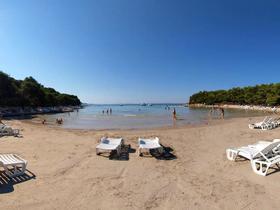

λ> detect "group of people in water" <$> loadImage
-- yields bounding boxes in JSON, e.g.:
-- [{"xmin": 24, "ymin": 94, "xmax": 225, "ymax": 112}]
[
  {"xmin": 41, "ymin": 118, "xmax": 63, "ymax": 125},
  {"xmin": 39, "ymin": 106, "xmax": 224, "ymax": 127},
  {"xmin": 208, "ymin": 106, "xmax": 225, "ymax": 119},
  {"xmin": 102, "ymin": 108, "xmax": 112, "ymax": 115}
]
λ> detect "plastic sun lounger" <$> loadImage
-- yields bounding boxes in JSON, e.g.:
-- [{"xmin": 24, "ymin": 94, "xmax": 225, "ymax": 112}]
[
  {"xmin": 226, "ymin": 139, "xmax": 280, "ymax": 161},
  {"xmin": 248, "ymin": 117, "xmax": 272, "ymax": 130},
  {"xmin": 226, "ymin": 139, "xmax": 280, "ymax": 176},
  {"xmin": 138, "ymin": 137, "xmax": 164, "ymax": 156},
  {"xmin": 96, "ymin": 137, "xmax": 123, "ymax": 156},
  {"xmin": 0, "ymin": 125, "xmax": 20, "ymax": 137},
  {"xmin": 0, "ymin": 154, "xmax": 27, "ymax": 177}
]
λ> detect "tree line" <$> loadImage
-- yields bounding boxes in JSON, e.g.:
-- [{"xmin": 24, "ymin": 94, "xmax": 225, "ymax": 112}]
[
  {"xmin": 0, "ymin": 71, "xmax": 81, "ymax": 107},
  {"xmin": 189, "ymin": 83, "xmax": 280, "ymax": 106}
]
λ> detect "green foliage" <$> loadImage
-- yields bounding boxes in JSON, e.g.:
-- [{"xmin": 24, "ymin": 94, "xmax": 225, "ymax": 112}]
[
  {"xmin": 0, "ymin": 71, "xmax": 81, "ymax": 107},
  {"xmin": 189, "ymin": 83, "xmax": 280, "ymax": 106}
]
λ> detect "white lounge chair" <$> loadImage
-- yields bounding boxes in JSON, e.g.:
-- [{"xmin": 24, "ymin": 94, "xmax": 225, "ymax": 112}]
[
  {"xmin": 0, "ymin": 125, "xmax": 20, "ymax": 137},
  {"xmin": 0, "ymin": 154, "xmax": 27, "ymax": 177},
  {"xmin": 226, "ymin": 139, "xmax": 280, "ymax": 161},
  {"xmin": 226, "ymin": 140, "xmax": 280, "ymax": 176},
  {"xmin": 249, "ymin": 117, "xmax": 279, "ymax": 130},
  {"xmin": 138, "ymin": 137, "xmax": 163, "ymax": 156},
  {"xmin": 96, "ymin": 137, "xmax": 123, "ymax": 156},
  {"xmin": 271, "ymin": 117, "xmax": 280, "ymax": 129},
  {"xmin": 248, "ymin": 117, "xmax": 270, "ymax": 130}
]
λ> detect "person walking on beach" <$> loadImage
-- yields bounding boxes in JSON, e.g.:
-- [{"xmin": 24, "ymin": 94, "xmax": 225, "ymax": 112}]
[
  {"xmin": 109, "ymin": 108, "xmax": 112, "ymax": 115},
  {"xmin": 173, "ymin": 108, "xmax": 177, "ymax": 121}
]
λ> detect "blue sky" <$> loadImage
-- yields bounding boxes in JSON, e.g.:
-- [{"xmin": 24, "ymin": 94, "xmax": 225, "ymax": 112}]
[{"xmin": 1, "ymin": 0, "xmax": 280, "ymax": 103}]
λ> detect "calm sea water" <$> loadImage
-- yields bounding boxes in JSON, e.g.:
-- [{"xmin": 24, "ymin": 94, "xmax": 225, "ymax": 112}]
[{"xmin": 41, "ymin": 104, "xmax": 266, "ymax": 129}]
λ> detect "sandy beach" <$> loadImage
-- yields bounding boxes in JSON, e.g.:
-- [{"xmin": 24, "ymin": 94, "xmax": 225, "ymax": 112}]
[{"xmin": 0, "ymin": 117, "xmax": 280, "ymax": 210}]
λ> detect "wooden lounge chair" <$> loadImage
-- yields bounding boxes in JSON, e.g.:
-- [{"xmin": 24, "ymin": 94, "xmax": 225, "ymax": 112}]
[
  {"xmin": 96, "ymin": 137, "xmax": 123, "ymax": 156},
  {"xmin": 138, "ymin": 137, "xmax": 163, "ymax": 156},
  {"xmin": 0, "ymin": 154, "xmax": 27, "ymax": 177}
]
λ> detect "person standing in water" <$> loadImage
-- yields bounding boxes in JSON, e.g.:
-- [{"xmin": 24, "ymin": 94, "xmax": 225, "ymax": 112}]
[
  {"xmin": 0, "ymin": 115, "xmax": 4, "ymax": 125},
  {"xmin": 109, "ymin": 108, "xmax": 112, "ymax": 115},
  {"xmin": 173, "ymin": 108, "xmax": 177, "ymax": 121},
  {"xmin": 220, "ymin": 107, "xmax": 225, "ymax": 119}
]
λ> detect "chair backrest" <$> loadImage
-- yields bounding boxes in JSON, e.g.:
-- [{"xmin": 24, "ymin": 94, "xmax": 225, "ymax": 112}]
[
  {"xmin": 138, "ymin": 137, "xmax": 159, "ymax": 145},
  {"xmin": 262, "ymin": 116, "xmax": 269, "ymax": 123},
  {"xmin": 101, "ymin": 138, "xmax": 110, "ymax": 144},
  {"xmin": 256, "ymin": 141, "xmax": 280, "ymax": 158},
  {"xmin": 107, "ymin": 138, "xmax": 123, "ymax": 145}
]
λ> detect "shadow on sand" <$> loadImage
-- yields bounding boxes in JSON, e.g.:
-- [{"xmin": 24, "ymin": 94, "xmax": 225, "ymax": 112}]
[
  {"xmin": 97, "ymin": 144, "xmax": 136, "ymax": 161},
  {"xmin": 0, "ymin": 134, "xmax": 23, "ymax": 139},
  {"xmin": 109, "ymin": 144, "xmax": 136, "ymax": 161},
  {"xmin": 0, "ymin": 170, "xmax": 36, "ymax": 194},
  {"xmin": 150, "ymin": 145, "xmax": 177, "ymax": 160}
]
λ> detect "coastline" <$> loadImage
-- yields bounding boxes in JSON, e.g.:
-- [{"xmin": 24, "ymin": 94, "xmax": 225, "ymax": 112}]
[
  {"xmin": 189, "ymin": 103, "xmax": 280, "ymax": 113},
  {"xmin": 1, "ymin": 116, "xmax": 280, "ymax": 209}
]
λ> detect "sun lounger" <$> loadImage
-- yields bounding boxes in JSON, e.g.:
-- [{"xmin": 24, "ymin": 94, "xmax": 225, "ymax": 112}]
[
  {"xmin": 249, "ymin": 117, "xmax": 280, "ymax": 130},
  {"xmin": 138, "ymin": 137, "xmax": 163, "ymax": 156},
  {"xmin": 0, "ymin": 125, "xmax": 20, "ymax": 137},
  {"xmin": 0, "ymin": 154, "xmax": 27, "ymax": 177},
  {"xmin": 226, "ymin": 139, "xmax": 280, "ymax": 161},
  {"xmin": 226, "ymin": 139, "xmax": 280, "ymax": 176},
  {"xmin": 96, "ymin": 137, "xmax": 123, "ymax": 156}
]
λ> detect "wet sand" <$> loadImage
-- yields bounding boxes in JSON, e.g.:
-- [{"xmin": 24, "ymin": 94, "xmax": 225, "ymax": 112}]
[{"xmin": 0, "ymin": 117, "xmax": 280, "ymax": 210}]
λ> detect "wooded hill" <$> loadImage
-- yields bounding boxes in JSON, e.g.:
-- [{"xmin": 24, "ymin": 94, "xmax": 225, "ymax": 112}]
[
  {"xmin": 0, "ymin": 71, "xmax": 81, "ymax": 107},
  {"xmin": 189, "ymin": 83, "xmax": 280, "ymax": 106}
]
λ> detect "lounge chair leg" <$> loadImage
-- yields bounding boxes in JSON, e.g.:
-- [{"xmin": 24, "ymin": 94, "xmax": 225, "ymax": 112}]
[
  {"xmin": 226, "ymin": 149, "xmax": 238, "ymax": 161},
  {"xmin": 96, "ymin": 148, "xmax": 100, "ymax": 155},
  {"xmin": 251, "ymin": 160, "xmax": 270, "ymax": 176}
]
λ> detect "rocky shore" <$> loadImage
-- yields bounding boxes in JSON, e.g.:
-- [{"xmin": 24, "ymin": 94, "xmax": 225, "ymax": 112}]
[
  {"xmin": 189, "ymin": 103, "xmax": 280, "ymax": 113},
  {"xmin": 0, "ymin": 106, "xmax": 81, "ymax": 118}
]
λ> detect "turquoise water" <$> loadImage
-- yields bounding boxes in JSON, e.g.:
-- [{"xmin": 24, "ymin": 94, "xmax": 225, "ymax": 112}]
[{"xmin": 42, "ymin": 104, "xmax": 266, "ymax": 129}]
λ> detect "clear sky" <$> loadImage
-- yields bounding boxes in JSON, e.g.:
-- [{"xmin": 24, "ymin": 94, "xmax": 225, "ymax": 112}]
[{"xmin": 1, "ymin": 0, "xmax": 280, "ymax": 104}]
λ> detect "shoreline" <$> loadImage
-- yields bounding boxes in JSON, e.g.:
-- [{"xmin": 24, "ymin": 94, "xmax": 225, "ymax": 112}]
[
  {"xmin": 22, "ymin": 114, "xmax": 262, "ymax": 133},
  {"xmin": 189, "ymin": 103, "xmax": 280, "ymax": 113}
]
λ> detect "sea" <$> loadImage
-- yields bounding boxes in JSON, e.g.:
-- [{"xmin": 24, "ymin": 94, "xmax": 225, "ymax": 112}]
[{"xmin": 41, "ymin": 104, "xmax": 267, "ymax": 130}]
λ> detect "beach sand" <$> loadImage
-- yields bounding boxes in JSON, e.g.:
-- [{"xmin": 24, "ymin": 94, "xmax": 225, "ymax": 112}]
[{"xmin": 0, "ymin": 117, "xmax": 280, "ymax": 210}]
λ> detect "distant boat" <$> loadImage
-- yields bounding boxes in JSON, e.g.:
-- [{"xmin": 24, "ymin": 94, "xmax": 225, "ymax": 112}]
[{"xmin": 140, "ymin": 103, "xmax": 147, "ymax": 106}]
